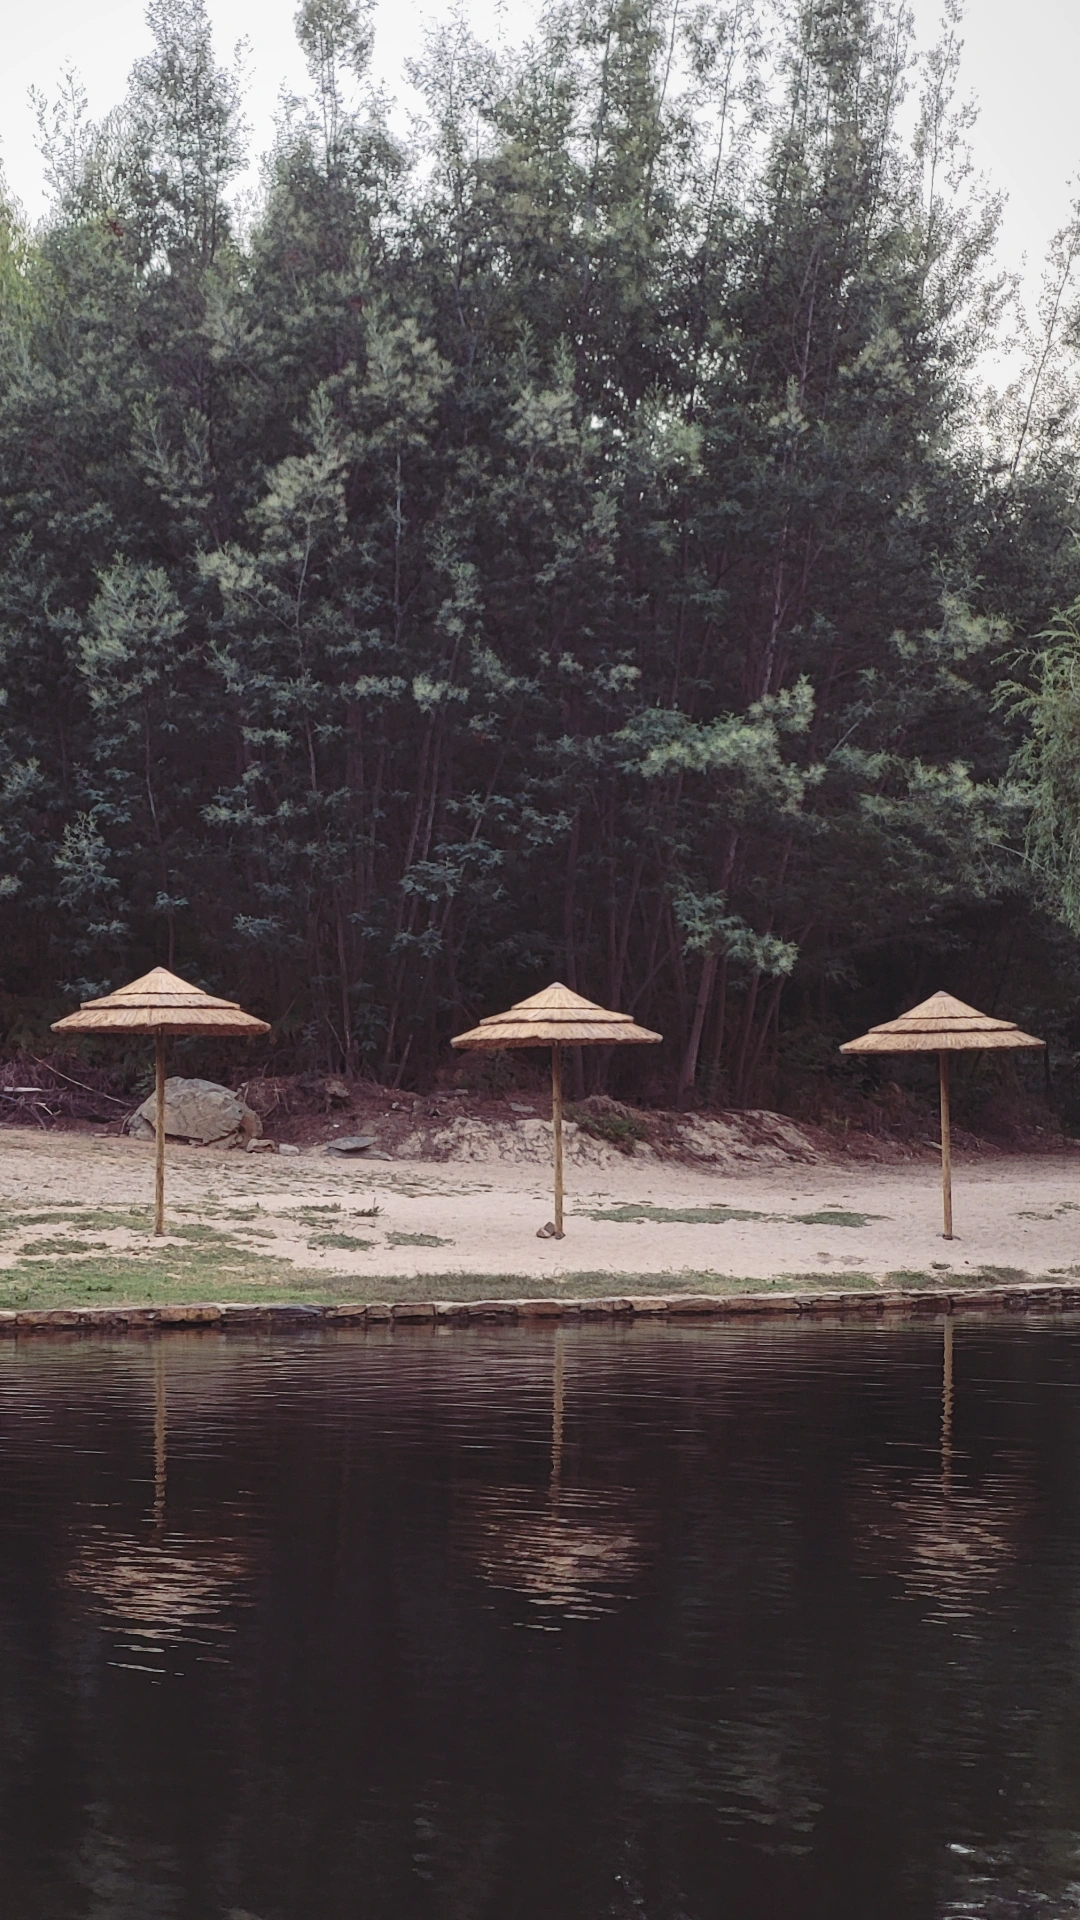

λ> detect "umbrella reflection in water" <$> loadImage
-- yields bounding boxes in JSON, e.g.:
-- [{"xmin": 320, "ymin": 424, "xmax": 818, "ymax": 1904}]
[
  {"xmin": 66, "ymin": 1345, "xmax": 249, "ymax": 1650},
  {"xmin": 456, "ymin": 1332, "xmax": 651, "ymax": 1620},
  {"xmin": 851, "ymin": 1323, "xmax": 1029, "ymax": 1622}
]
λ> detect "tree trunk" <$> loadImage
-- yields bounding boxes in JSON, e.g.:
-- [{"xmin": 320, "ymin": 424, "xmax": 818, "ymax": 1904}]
[
  {"xmin": 742, "ymin": 976, "xmax": 785, "ymax": 1107},
  {"xmin": 731, "ymin": 971, "xmax": 761, "ymax": 1107},
  {"xmin": 705, "ymin": 958, "xmax": 728, "ymax": 1107},
  {"xmin": 677, "ymin": 950, "xmax": 718, "ymax": 1107}
]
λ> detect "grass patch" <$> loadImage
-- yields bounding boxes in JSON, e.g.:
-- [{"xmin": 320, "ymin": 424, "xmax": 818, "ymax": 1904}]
[
  {"xmin": 795, "ymin": 1210, "xmax": 875, "ymax": 1228},
  {"xmin": 0, "ymin": 1206, "xmax": 324, "ymax": 1305},
  {"xmin": 0, "ymin": 1253, "xmax": 1065, "ymax": 1310},
  {"xmin": 0, "ymin": 1208, "xmax": 147, "ymax": 1233},
  {"xmin": 0, "ymin": 1200, "xmax": 1062, "ymax": 1311},
  {"xmin": 586, "ymin": 1203, "xmax": 878, "ymax": 1229},
  {"xmin": 286, "ymin": 1202, "xmax": 381, "ymax": 1224},
  {"xmin": 307, "ymin": 1233, "xmax": 377, "ymax": 1252},
  {"xmin": 0, "ymin": 1256, "xmax": 718, "ymax": 1307},
  {"xmin": 587, "ymin": 1203, "xmax": 769, "ymax": 1225},
  {"xmin": 786, "ymin": 1271, "xmax": 879, "ymax": 1288},
  {"xmin": 879, "ymin": 1265, "xmax": 1030, "ymax": 1290},
  {"xmin": 19, "ymin": 1238, "xmax": 110, "ymax": 1258}
]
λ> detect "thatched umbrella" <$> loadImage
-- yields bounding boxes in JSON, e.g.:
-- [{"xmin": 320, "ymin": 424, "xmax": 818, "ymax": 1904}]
[
  {"xmin": 451, "ymin": 983, "xmax": 661, "ymax": 1237},
  {"xmin": 840, "ymin": 991, "xmax": 1044, "ymax": 1239},
  {"xmin": 52, "ymin": 967, "xmax": 269, "ymax": 1235}
]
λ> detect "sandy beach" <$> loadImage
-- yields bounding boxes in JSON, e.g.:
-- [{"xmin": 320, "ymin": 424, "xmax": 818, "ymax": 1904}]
[{"xmin": 1, "ymin": 1124, "xmax": 1079, "ymax": 1292}]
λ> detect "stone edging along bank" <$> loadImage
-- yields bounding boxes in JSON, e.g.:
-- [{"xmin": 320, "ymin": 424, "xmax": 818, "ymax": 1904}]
[{"xmin": 1, "ymin": 1281, "xmax": 1079, "ymax": 1333}]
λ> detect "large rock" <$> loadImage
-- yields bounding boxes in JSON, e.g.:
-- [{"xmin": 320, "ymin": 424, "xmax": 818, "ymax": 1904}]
[{"xmin": 126, "ymin": 1077, "xmax": 262, "ymax": 1147}]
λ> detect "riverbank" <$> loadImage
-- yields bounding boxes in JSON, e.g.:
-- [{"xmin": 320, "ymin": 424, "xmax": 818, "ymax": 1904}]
[
  {"xmin": 0, "ymin": 1278, "xmax": 1076, "ymax": 1335},
  {"xmin": 2, "ymin": 1125, "xmax": 1080, "ymax": 1312}
]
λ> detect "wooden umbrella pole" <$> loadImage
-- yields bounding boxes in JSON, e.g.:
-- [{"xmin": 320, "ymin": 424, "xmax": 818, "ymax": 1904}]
[
  {"xmin": 153, "ymin": 1342, "xmax": 167, "ymax": 1534},
  {"xmin": 551, "ymin": 1328, "xmax": 564, "ymax": 1496},
  {"xmin": 552, "ymin": 1044, "xmax": 564, "ymax": 1238},
  {"xmin": 939, "ymin": 1049, "xmax": 953, "ymax": 1240},
  {"xmin": 154, "ymin": 1032, "xmax": 167, "ymax": 1236},
  {"xmin": 941, "ymin": 1317, "xmax": 954, "ymax": 1498}
]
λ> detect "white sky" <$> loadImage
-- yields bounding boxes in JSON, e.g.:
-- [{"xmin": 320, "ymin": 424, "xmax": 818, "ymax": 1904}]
[{"xmin": 2, "ymin": 0, "xmax": 1078, "ymax": 302}]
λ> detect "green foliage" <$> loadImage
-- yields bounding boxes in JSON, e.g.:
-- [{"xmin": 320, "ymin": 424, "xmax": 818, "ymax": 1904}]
[
  {"xmin": 1, "ymin": 0, "xmax": 1077, "ymax": 1102},
  {"xmin": 566, "ymin": 1104, "xmax": 650, "ymax": 1150},
  {"xmin": 1005, "ymin": 615, "xmax": 1080, "ymax": 933}
]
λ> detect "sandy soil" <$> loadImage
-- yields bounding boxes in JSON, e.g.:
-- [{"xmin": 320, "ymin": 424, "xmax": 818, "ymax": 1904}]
[{"xmin": 2, "ymin": 1124, "xmax": 1080, "ymax": 1286}]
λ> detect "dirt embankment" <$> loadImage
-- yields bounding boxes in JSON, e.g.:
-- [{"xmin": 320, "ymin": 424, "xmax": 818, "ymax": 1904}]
[
  {"xmin": 304, "ymin": 1094, "xmax": 832, "ymax": 1171},
  {"xmin": 0, "ymin": 1058, "xmax": 1066, "ymax": 1172},
  {"xmin": 231, "ymin": 1078, "xmax": 1067, "ymax": 1169}
]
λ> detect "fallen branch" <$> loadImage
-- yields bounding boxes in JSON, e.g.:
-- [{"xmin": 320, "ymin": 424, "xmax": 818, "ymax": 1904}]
[{"xmin": 29, "ymin": 1057, "xmax": 129, "ymax": 1105}]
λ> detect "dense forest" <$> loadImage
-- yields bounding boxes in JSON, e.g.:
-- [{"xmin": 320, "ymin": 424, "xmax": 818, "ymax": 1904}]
[{"xmin": 4, "ymin": 0, "xmax": 1080, "ymax": 1108}]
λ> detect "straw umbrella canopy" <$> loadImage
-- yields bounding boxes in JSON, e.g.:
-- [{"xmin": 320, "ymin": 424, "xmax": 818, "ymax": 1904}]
[
  {"xmin": 840, "ymin": 991, "xmax": 1043, "ymax": 1239},
  {"xmin": 451, "ymin": 983, "xmax": 661, "ymax": 1237},
  {"xmin": 52, "ymin": 967, "xmax": 269, "ymax": 1235}
]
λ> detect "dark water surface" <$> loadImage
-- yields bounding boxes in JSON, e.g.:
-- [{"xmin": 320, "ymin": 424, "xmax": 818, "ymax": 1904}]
[{"xmin": 1, "ymin": 1319, "xmax": 1079, "ymax": 1919}]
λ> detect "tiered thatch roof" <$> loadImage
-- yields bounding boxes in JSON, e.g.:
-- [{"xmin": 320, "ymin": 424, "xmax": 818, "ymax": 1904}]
[
  {"xmin": 52, "ymin": 967, "xmax": 270, "ymax": 1039},
  {"xmin": 452, "ymin": 982, "xmax": 660, "ymax": 1051},
  {"xmin": 840, "ymin": 991, "xmax": 1044, "ymax": 1055}
]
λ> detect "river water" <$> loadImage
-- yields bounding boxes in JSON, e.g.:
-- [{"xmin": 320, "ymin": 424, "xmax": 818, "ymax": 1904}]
[{"xmin": 0, "ymin": 1318, "xmax": 1078, "ymax": 1919}]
